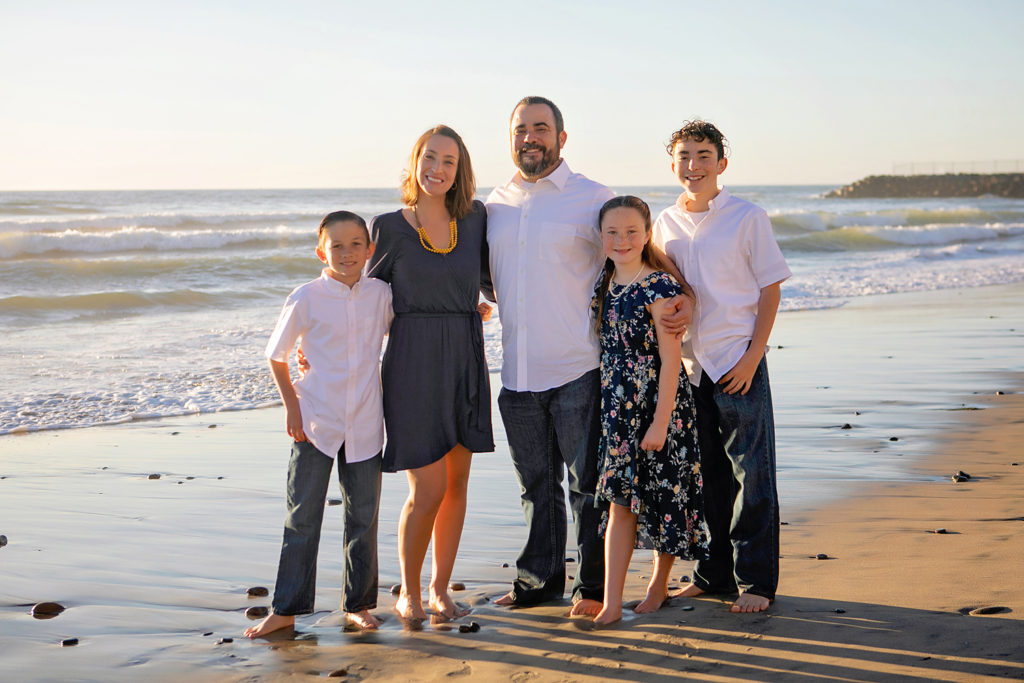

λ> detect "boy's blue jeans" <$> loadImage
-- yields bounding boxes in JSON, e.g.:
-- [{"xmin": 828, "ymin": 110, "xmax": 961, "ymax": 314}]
[
  {"xmin": 690, "ymin": 357, "xmax": 779, "ymax": 600},
  {"xmin": 497, "ymin": 369, "xmax": 606, "ymax": 605},
  {"xmin": 271, "ymin": 440, "xmax": 381, "ymax": 616}
]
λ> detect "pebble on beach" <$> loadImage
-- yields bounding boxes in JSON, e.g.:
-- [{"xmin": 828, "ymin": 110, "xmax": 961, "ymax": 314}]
[
  {"xmin": 148, "ymin": 473, "xmax": 161, "ymax": 480},
  {"xmin": 458, "ymin": 621, "xmax": 481, "ymax": 633},
  {"xmin": 933, "ymin": 528, "xmax": 948, "ymax": 534},
  {"xmin": 0, "ymin": 534, "xmax": 7, "ymax": 548},
  {"xmin": 328, "ymin": 669, "xmax": 349, "ymax": 677},
  {"xmin": 31, "ymin": 602, "xmax": 65, "ymax": 618},
  {"xmin": 969, "ymin": 606, "xmax": 1010, "ymax": 616},
  {"xmin": 889, "ymin": 437, "xmax": 899, "ymax": 442},
  {"xmin": 60, "ymin": 638, "xmax": 78, "ymax": 647},
  {"xmin": 217, "ymin": 637, "xmax": 233, "ymax": 644},
  {"xmin": 245, "ymin": 606, "xmax": 269, "ymax": 620},
  {"xmin": 841, "ymin": 423, "xmax": 853, "ymax": 430},
  {"xmin": 449, "ymin": 582, "xmax": 466, "ymax": 591},
  {"xmin": 327, "ymin": 498, "xmax": 342, "ymax": 506},
  {"xmin": 390, "ymin": 584, "xmax": 402, "ymax": 596},
  {"xmin": 246, "ymin": 586, "xmax": 269, "ymax": 597},
  {"xmin": 815, "ymin": 553, "xmax": 830, "ymax": 560},
  {"xmin": 682, "ymin": 605, "xmax": 695, "ymax": 611},
  {"xmin": 952, "ymin": 471, "xmax": 971, "ymax": 482}
]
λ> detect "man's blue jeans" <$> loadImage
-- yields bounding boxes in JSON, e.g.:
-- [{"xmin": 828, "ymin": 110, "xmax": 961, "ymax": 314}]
[
  {"xmin": 690, "ymin": 357, "xmax": 779, "ymax": 600},
  {"xmin": 271, "ymin": 441, "xmax": 381, "ymax": 615},
  {"xmin": 497, "ymin": 369, "xmax": 605, "ymax": 605}
]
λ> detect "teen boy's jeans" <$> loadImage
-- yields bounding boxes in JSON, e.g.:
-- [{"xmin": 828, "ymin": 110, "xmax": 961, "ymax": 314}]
[
  {"xmin": 690, "ymin": 357, "xmax": 780, "ymax": 600},
  {"xmin": 497, "ymin": 369, "xmax": 606, "ymax": 605},
  {"xmin": 272, "ymin": 441, "xmax": 381, "ymax": 615}
]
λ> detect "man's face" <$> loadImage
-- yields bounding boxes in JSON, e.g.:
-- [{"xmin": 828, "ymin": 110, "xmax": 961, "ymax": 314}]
[
  {"xmin": 510, "ymin": 103, "xmax": 566, "ymax": 179},
  {"xmin": 672, "ymin": 138, "xmax": 727, "ymax": 197}
]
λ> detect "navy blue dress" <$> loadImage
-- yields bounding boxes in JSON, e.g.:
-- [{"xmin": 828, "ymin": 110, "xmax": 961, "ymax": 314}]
[{"xmin": 368, "ymin": 200, "xmax": 494, "ymax": 472}]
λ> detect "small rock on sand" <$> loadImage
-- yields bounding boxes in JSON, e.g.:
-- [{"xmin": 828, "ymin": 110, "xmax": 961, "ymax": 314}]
[
  {"xmin": 328, "ymin": 669, "xmax": 348, "ymax": 677},
  {"xmin": 952, "ymin": 472, "xmax": 970, "ymax": 482},
  {"xmin": 390, "ymin": 584, "xmax": 402, "ymax": 596},
  {"xmin": 0, "ymin": 534, "xmax": 7, "ymax": 548},
  {"xmin": 815, "ymin": 553, "xmax": 830, "ymax": 560},
  {"xmin": 933, "ymin": 528, "xmax": 948, "ymax": 534},
  {"xmin": 31, "ymin": 602, "xmax": 65, "ymax": 618},
  {"xmin": 841, "ymin": 423, "xmax": 852, "ymax": 430},
  {"xmin": 969, "ymin": 606, "xmax": 1010, "ymax": 616},
  {"xmin": 501, "ymin": 562, "xmax": 509, "ymax": 568},
  {"xmin": 208, "ymin": 424, "xmax": 217, "ymax": 428},
  {"xmin": 327, "ymin": 498, "xmax": 342, "ymax": 506},
  {"xmin": 245, "ymin": 606, "xmax": 269, "ymax": 620},
  {"xmin": 148, "ymin": 473, "xmax": 161, "ymax": 480},
  {"xmin": 449, "ymin": 582, "xmax": 466, "ymax": 591},
  {"xmin": 60, "ymin": 638, "xmax": 78, "ymax": 647},
  {"xmin": 217, "ymin": 637, "xmax": 233, "ymax": 644},
  {"xmin": 889, "ymin": 436, "xmax": 899, "ymax": 442},
  {"xmin": 458, "ymin": 621, "xmax": 481, "ymax": 633},
  {"xmin": 565, "ymin": 557, "xmax": 575, "ymax": 563},
  {"xmin": 682, "ymin": 605, "xmax": 694, "ymax": 611},
  {"xmin": 246, "ymin": 586, "xmax": 269, "ymax": 597}
]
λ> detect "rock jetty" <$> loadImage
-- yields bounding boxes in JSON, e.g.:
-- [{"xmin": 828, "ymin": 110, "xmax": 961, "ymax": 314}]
[{"xmin": 825, "ymin": 173, "xmax": 1024, "ymax": 199}]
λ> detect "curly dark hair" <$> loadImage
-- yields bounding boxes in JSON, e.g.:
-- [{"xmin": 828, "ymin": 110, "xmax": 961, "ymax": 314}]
[{"xmin": 666, "ymin": 120, "xmax": 728, "ymax": 160}]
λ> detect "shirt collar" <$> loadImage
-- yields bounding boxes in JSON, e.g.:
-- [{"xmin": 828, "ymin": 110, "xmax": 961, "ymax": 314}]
[
  {"xmin": 511, "ymin": 159, "xmax": 571, "ymax": 192},
  {"xmin": 320, "ymin": 268, "xmax": 362, "ymax": 293},
  {"xmin": 675, "ymin": 186, "xmax": 730, "ymax": 216}
]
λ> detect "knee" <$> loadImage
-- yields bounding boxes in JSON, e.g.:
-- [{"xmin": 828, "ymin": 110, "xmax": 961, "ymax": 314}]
[{"xmin": 407, "ymin": 485, "xmax": 446, "ymax": 515}]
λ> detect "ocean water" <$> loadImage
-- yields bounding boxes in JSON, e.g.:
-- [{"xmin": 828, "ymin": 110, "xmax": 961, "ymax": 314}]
[{"xmin": 2, "ymin": 185, "xmax": 1023, "ymax": 436}]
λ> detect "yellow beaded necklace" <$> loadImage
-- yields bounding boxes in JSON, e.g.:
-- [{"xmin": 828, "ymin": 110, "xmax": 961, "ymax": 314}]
[{"xmin": 412, "ymin": 206, "xmax": 457, "ymax": 254}]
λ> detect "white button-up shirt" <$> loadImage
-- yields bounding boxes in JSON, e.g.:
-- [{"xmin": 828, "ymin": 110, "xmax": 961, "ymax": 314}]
[
  {"xmin": 653, "ymin": 188, "xmax": 791, "ymax": 385},
  {"xmin": 486, "ymin": 160, "xmax": 615, "ymax": 392},
  {"xmin": 265, "ymin": 270, "xmax": 393, "ymax": 462}
]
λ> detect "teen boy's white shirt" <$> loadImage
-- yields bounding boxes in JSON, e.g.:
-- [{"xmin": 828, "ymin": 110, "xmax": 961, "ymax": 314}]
[
  {"xmin": 486, "ymin": 160, "xmax": 615, "ymax": 392},
  {"xmin": 653, "ymin": 188, "xmax": 791, "ymax": 386},
  {"xmin": 266, "ymin": 270, "xmax": 393, "ymax": 463}
]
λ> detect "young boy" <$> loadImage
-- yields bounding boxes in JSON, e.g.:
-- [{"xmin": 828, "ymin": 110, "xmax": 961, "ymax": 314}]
[
  {"xmin": 246, "ymin": 210, "xmax": 393, "ymax": 637},
  {"xmin": 653, "ymin": 121, "xmax": 791, "ymax": 613}
]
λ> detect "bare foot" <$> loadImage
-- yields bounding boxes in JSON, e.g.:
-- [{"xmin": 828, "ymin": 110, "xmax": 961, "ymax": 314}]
[
  {"xmin": 493, "ymin": 591, "xmax": 517, "ymax": 607},
  {"xmin": 634, "ymin": 585, "xmax": 668, "ymax": 614},
  {"xmin": 730, "ymin": 591, "xmax": 771, "ymax": 613},
  {"xmin": 593, "ymin": 605, "xmax": 622, "ymax": 626},
  {"xmin": 345, "ymin": 610, "xmax": 381, "ymax": 630},
  {"xmin": 395, "ymin": 593, "xmax": 427, "ymax": 622},
  {"xmin": 244, "ymin": 612, "xmax": 294, "ymax": 639},
  {"xmin": 429, "ymin": 592, "xmax": 470, "ymax": 620},
  {"xmin": 568, "ymin": 598, "xmax": 602, "ymax": 617},
  {"xmin": 669, "ymin": 582, "xmax": 705, "ymax": 599}
]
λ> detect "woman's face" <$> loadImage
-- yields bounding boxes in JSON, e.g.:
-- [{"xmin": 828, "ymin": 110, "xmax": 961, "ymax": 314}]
[{"xmin": 416, "ymin": 134, "xmax": 460, "ymax": 199}]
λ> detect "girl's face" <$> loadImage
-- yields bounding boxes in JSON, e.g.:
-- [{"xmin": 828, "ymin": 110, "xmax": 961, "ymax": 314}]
[
  {"xmin": 416, "ymin": 134, "xmax": 459, "ymax": 199},
  {"xmin": 601, "ymin": 206, "xmax": 649, "ymax": 269}
]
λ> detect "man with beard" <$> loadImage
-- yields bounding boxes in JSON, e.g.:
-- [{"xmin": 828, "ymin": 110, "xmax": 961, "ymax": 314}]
[{"xmin": 485, "ymin": 96, "xmax": 615, "ymax": 616}]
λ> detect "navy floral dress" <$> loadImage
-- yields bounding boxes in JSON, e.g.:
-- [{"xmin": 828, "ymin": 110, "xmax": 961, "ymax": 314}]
[{"xmin": 594, "ymin": 271, "xmax": 710, "ymax": 559}]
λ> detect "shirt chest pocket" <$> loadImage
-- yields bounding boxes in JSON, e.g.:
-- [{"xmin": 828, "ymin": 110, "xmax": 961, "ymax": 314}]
[{"xmin": 538, "ymin": 221, "xmax": 595, "ymax": 262}]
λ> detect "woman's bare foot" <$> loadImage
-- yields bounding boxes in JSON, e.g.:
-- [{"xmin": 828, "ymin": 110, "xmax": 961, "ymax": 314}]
[
  {"xmin": 395, "ymin": 592, "xmax": 427, "ymax": 622},
  {"xmin": 568, "ymin": 598, "xmax": 602, "ymax": 617},
  {"xmin": 669, "ymin": 582, "xmax": 705, "ymax": 599},
  {"xmin": 730, "ymin": 591, "xmax": 770, "ymax": 613},
  {"xmin": 593, "ymin": 605, "xmax": 622, "ymax": 626},
  {"xmin": 634, "ymin": 584, "xmax": 668, "ymax": 614},
  {"xmin": 429, "ymin": 591, "xmax": 470, "ymax": 620},
  {"xmin": 345, "ymin": 610, "xmax": 381, "ymax": 630},
  {"xmin": 244, "ymin": 612, "xmax": 294, "ymax": 639}
]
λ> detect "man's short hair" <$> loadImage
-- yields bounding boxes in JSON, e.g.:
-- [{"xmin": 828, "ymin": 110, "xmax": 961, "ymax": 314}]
[
  {"xmin": 512, "ymin": 96, "xmax": 564, "ymax": 137},
  {"xmin": 318, "ymin": 210, "xmax": 369, "ymax": 247},
  {"xmin": 666, "ymin": 120, "xmax": 728, "ymax": 160}
]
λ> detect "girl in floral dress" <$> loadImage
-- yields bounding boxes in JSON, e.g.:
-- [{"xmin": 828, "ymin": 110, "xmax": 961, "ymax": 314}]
[{"xmin": 592, "ymin": 195, "xmax": 710, "ymax": 626}]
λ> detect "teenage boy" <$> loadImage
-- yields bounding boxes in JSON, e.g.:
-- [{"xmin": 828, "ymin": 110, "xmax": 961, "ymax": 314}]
[
  {"xmin": 653, "ymin": 121, "xmax": 790, "ymax": 613},
  {"xmin": 246, "ymin": 210, "xmax": 393, "ymax": 637}
]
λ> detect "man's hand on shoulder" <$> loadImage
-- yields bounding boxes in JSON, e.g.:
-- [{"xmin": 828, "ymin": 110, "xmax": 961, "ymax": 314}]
[{"xmin": 659, "ymin": 294, "xmax": 693, "ymax": 338}]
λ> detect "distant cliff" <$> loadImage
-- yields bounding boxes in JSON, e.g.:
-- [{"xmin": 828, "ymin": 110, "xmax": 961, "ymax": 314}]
[{"xmin": 825, "ymin": 173, "xmax": 1024, "ymax": 199}]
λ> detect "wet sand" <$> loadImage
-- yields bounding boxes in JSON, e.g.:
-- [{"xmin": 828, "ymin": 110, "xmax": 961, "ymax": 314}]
[{"xmin": 1, "ymin": 283, "xmax": 1022, "ymax": 681}]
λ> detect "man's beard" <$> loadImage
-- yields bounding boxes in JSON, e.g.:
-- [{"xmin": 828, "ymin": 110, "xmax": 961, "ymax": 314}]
[{"xmin": 515, "ymin": 143, "xmax": 559, "ymax": 177}]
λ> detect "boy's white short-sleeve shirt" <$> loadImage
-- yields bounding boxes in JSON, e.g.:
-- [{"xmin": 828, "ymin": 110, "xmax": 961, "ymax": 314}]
[
  {"xmin": 265, "ymin": 270, "xmax": 393, "ymax": 462},
  {"xmin": 653, "ymin": 188, "xmax": 791, "ymax": 385}
]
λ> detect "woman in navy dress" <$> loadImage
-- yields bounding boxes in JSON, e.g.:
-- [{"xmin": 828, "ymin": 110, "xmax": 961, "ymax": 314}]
[{"xmin": 368, "ymin": 125, "xmax": 493, "ymax": 622}]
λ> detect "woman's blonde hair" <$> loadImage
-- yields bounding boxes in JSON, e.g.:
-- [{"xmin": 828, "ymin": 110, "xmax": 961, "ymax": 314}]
[{"xmin": 400, "ymin": 125, "xmax": 476, "ymax": 220}]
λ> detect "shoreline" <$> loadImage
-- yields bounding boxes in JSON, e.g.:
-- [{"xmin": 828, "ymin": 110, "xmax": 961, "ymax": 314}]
[{"xmin": 1, "ymin": 283, "xmax": 1022, "ymax": 681}]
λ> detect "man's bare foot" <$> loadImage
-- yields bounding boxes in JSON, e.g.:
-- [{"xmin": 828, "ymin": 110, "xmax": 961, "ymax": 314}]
[
  {"xmin": 730, "ymin": 591, "xmax": 771, "ymax": 613},
  {"xmin": 429, "ymin": 592, "xmax": 470, "ymax": 620},
  {"xmin": 568, "ymin": 598, "xmax": 602, "ymax": 617},
  {"xmin": 669, "ymin": 582, "xmax": 705, "ymax": 599},
  {"xmin": 244, "ymin": 612, "xmax": 294, "ymax": 639},
  {"xmin": 493, "ymin": 591, "xmax": 517, "ymax": 607},
  {"xmin": 634, "ymin": 585, "xmax": 668, "ymax": 614},
  {"xmin": 345, "ymin": 610, "xmax": 381, "ymax": 630},
  {"xmin": 593, "ymin": 605, "xmax": 622, "ymax": 626},
  {"xmin": 395, "ymin": 593, "xmax": 427, "ymax": 621}
]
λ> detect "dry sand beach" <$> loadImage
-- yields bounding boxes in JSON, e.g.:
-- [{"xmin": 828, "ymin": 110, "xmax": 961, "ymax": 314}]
[{"xmin": 1, "ymin": 283, "xmax": 1022, "ymax": 682}]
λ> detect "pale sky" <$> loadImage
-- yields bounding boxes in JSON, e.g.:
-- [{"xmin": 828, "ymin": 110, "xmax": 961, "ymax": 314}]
[{"xmin": 2, "ymin": 0, "xmax": 1022, "ymax": 190}]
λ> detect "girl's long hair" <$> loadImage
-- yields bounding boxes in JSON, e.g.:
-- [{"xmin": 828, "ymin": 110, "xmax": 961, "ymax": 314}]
[{"xmin": 594, "ymin": 195, "xmax": 657, "ymax": 334}]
